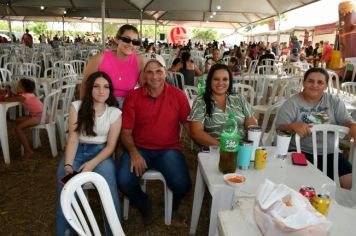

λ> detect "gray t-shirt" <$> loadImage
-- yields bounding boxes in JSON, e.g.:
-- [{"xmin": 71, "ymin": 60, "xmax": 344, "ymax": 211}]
[{"xmin": 275, "ymin": 93, "xmax": 353, "ymax": 154}]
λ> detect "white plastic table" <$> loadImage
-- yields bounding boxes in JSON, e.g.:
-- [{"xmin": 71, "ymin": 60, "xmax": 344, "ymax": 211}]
[
  {"xmin": 189, "ymin": 147, "xmax": 336, "ymax": 236},
  {"xmin": 0, "ymin": 101, "xmax": 20, "ymax": 164},
  {"xmin": 218, "ymin": 198, "xmax": 356, "ymax": 236}
]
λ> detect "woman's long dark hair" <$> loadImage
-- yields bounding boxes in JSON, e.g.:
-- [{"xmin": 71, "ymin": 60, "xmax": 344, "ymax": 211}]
[
  {"xmin": 75, "ymin": 71, "xmax": 118, "ymax": 136},
  {"xmin": 203, "ymin": 64, "xmax": 233, "ymax": 117},
  {"xmin": 181, "ymin": 51, "xmax": 191, "ymax": 70}
]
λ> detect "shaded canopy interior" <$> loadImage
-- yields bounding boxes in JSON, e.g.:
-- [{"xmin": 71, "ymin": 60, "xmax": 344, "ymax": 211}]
[{"xmin": 0, "ymin": 0, "xmax": 319, "ymax": 29}]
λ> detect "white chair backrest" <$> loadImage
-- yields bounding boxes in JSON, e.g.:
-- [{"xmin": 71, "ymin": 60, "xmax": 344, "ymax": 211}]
[
  {"xmin": 295, "ymin": 124, "xmax": 349, "ymax": 187},
  {"xmin": 22, "ymin": 63, "xmax": 41, "ymax": 78},
  {"xmin": 184, "ymin": 85, "xmax": 198, "ymax": 101},
  {"xmin": 222, "ymin": 56, "xmax": 231, "ymax": 64},
  {"xmin": 260, "ymin": 59, "xmax": 276, "ymax": 66},
  {"xmin": 0, "ymin": 68, "xmax": 12, "ymax": 87},
  {"xmin": 60, "ymin": 84, "xmax": 76, "ymax": 115},
  {"xmin": 257, "ymin": 65, "xmax": 278, "ymax": 75},
  {"xmin": 60, "ymin": 172, "xmax": 125, "ymax": 236},
  {"xmin": 232, "ymin": 83, "xmax": 255, "ymax": 105},
  {"xmin": 167, "ymin": 72, "xmax": 185, "ymax": 90},
  {"xmin": 342, "ymin": 82, "xmax": 356, "ymax": 95},
  {"xmin": 0, "ymin": 53, "xmax": 9, "ymax": 68},
  {"xmin": 327, "ymin": 71, "xmax": 340, "ymax": 94},
  {"xmin": 5, "ymin": 62, "xmax": 22, "ymax": 77},
  {"xmin": 282, "ymin": 64, "xmax": 302, "ymax": 76},
  {"xmin": 343, "ymin": 62, "xmax": 356, "ymax": 82},
  {"xmin": 40, "ymin": 90, "xmax": 61, "ymax": 124},
  {"xmin": 53, "ymin": 60, "xmax": 66, "ymax": 69},
  {"xmin": 286, "ymin": 76, "xmax": 303, "ymax": 98},
  {"xmin": 260, "ymin": 100, "xmax": 284, "ymax": 146},
  {"xmin": 247, "ymin": 59, "xmax": 258, "ymax": 74},
  {"xmin": 69, "ymin": 60, "xmax": 86, "ymax": 76},
  {"xmin": 62, "ymin": 74, "xmax": 78, "ymax": 85},
  {"xmin": 265, "ymin": 78, "xmax": 289, "ymax": 106}
]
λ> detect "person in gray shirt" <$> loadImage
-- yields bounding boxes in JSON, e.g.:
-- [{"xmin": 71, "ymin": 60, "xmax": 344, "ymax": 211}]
[{"xmin": 276, "ymin": 67, "xmax": 356, "ymax": 189}]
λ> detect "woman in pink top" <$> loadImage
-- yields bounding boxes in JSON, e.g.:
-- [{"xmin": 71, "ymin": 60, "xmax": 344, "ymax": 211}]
[
  {"xmin": 0, "ymin": 79, "xmax": 43, "ymax": 159},
  {"xmin": 81, "ymin": 24, "xmax": 144, "ymax": 108}
]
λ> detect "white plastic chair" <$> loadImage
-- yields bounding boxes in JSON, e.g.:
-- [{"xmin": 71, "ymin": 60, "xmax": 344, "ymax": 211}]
[
  {"xmin": 31, "ymin": 90, "xmax": 61, "ymax": 157},
  {"xmin": 5, "ymin": 62, "xmax": 22, "ymax": 78},
  {"xmin": 342, "ymin": 82, "xmax": 356, "ymax": 95},
  {"xmin": 260, "ymin": 59, "xmax": 277, "ymax": 66},
  {"xmin": 247, "ymin": 59, "xmax": 258, "ymax": 75},
  {"xmin": 167, "ymin": 71, "xmax": 185, "ymax": 90},
  {"xmin": 222, "ymin": 56, "xmax": 231, "ymax": 65},
  {"xmin": 56, "ymin": 84, "xmax": 76, "ymax": 150},
  {"xmin": 282, "ymin": 64, "xmax": 302, "ymax": 76},
  {"xmin": 232, "ymin": 83, "xmax": 255, "ymax": 105},
  {"xmin": 60, "ymin": 172, "xmax": 125, "ymax": 236},
  {"xmin": 123, "ymin": 169, "xmax": 173, "ymax": 225},
  {"xmin": 0, "ymin": 68, "xmax": 13, "ymax": 88},
  {"xmin": 0, "ymin": 53, "xmax": 9, "ymax": 68},
  {"xmin": 69, "ymin": 60, "xmax": 86, "ymax": 80},
  {"xmin": 22, "ymin": 62, "xmax": 41, "ymax": 78},
  {"xmin": 327, "ymin": 71, "xmax": 340, "ymax": 94},
  {"xmin": 184, "ymin": 85, "xmax": 198, "ymax": 105},
  {"xmin": 253, "ymin": 78, "xmax": 288, "ymax": 118},
  {"xmin": 343, "ymin": 62, "xmax": 356, "ymax": 82},
  {"xmin": 257, "ymin": 65, "xmax": 277, "ymax": 75},
  {"xmin": 295, "ymin": 124, "xmax": 350, "ymax": 187},
  {"xmin": 260, "ymin": 100, "xmax": 284, "ymax": 146}
]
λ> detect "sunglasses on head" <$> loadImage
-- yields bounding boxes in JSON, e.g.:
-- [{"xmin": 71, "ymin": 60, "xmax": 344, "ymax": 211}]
[{"xmin": 118, "ymin": 36, "xmax": 141, "ymax": 46}]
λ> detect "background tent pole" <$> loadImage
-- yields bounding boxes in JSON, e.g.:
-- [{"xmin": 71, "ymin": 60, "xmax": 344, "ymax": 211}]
[
  {"xmin": 154, "ymin": 20, "xmax": 157, "ymax": 44},
  {"xmin": 277, "ymin": 14, "xmax": 281, "ymax": 56},
  {"xmin": 101, "ymin": 0, "xmax": 105, "ymax": 49},
  {"xmin": 140, "ymin": 9, "xmax": 143, "ymax": 38},
  {"xmin": 62, "ymin": 17, "xmax": 65, "ymax": 43}
]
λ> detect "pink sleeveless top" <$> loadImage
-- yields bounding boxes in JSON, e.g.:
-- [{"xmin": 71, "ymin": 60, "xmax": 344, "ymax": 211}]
[
  {"xmin": 98, "ymin": 50, "xmax": 140, "ymax": 97},
  {"xmin": 20, "ymin": 93, "xmax": 43, "ymax": 116}
]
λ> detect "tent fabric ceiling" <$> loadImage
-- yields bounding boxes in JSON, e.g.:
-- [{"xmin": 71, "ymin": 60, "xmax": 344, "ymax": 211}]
[{"xmin": 0, "ymin": 0, "xmax": 319, "ymax": 29}]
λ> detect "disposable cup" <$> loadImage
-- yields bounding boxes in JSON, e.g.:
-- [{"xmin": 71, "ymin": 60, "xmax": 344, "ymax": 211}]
[
  {"xmin": 276, "ymin": 131, "xmax": 291, "ymax": 158},
  {"xmin": 248, "ymin": 126, "xmax": 262, "ymax": 161},
  {"xmin": 209, "ymin": 146, "xmax": 220, "ymax": 159}
]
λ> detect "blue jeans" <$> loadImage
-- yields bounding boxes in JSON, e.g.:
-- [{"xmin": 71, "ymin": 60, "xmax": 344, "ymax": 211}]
[
  {"xmin": 56, "ymin": 143, "xmax": 120, "ymax": 236},
  {"xmin": 116, "ymin": 148, "xmax": 191, "ymax": 212}
]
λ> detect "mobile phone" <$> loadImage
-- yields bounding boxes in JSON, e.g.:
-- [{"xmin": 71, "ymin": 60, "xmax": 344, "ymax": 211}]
[
  {"xmin": 59, "ymin": 171, "xmax": 80, "ymax": 185},
  {"xmin": 291, "ymin": 152, "xmax": 308, "ymax": 166}
]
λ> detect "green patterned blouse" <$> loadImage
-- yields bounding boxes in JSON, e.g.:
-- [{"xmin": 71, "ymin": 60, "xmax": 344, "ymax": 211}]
[{"xmin": 188, "ymin": 94, "xmax": 254, "ymax": 139}]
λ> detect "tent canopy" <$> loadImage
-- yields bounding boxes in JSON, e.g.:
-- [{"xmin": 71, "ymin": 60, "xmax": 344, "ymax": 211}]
[{"xmin": 0, "ymin": 0, "xmax": 319, "ymax": 29}]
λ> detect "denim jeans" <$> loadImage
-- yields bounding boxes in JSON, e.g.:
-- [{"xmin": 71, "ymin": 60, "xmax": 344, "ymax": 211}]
[
  {"xmin": 116, "ymin": 148, "xmax": 191, "ymax": 212},
  {"xmin": 56, "ymin": 143, "xmax": 120, "ymax": 236}
]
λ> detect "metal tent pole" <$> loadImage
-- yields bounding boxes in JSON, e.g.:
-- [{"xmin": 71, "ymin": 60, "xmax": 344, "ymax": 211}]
[{"xmin": 101, "ymin": 0, "xmax": 105, "ymax": 49}]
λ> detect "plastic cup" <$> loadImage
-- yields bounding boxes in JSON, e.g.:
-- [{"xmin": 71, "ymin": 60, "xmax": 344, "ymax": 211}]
[
  {"xmin": 237, "ymin": 140, "xmax": 254, "ymax": 170},
  {"xmin": 209, "ymin": 146, "xmax": 220, "ymax": 159},
  {"xmin": 276, "ymin": 131, "xmax": 292, "ymax": 158},
  {"xmin": 248, "ymin": 126, "xmax": 262, "ymax": 161}
]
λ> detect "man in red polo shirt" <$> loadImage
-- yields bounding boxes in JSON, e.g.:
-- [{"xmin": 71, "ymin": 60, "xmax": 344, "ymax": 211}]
[{"xmin": 116, "ymin": 53, "xmax": 191, "ymax": 225}]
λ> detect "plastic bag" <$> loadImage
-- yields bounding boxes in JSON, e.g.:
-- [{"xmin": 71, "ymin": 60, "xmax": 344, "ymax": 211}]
[{"xmin": 254, "ymin": 179, "xmax": 332, "ymax": 236}]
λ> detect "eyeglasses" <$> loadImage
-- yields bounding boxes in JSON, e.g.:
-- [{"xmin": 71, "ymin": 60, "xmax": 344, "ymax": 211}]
[{"xmin": 118, "ymin": 36, "xmax": 141, "ymax": 46}]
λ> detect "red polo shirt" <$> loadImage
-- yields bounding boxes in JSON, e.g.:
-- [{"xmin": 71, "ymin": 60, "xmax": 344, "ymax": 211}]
[{"xmin": 122, "ymin": 83, "xmax": 190, "ymax": 150}]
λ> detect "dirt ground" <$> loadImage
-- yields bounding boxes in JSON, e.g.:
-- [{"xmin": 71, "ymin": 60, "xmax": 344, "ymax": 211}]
[{"xmin": 0, "ymin": 120, "xmax": 211, "ymax": 236}]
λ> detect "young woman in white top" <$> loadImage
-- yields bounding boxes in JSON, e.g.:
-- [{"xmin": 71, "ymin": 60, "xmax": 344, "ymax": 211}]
[{"xmin": 56, "ymin": 71, "xmax": 122, "ymax": 236}]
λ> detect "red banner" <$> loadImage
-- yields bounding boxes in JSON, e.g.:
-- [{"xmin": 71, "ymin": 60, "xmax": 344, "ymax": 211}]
[{"xmin": 314, "ymin": 22, "xmax": 337, "ymax": 35}]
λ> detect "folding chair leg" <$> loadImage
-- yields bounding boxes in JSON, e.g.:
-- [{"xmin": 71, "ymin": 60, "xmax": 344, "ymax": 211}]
[{"xmin": 46, "ymin": 124, "xmax": 58, "ymax": 157}]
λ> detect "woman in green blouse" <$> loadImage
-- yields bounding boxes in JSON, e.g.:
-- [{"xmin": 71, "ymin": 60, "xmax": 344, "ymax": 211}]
[{"xmin": 188, "ymin": 64, "xmax": 257, "ymax": 147}]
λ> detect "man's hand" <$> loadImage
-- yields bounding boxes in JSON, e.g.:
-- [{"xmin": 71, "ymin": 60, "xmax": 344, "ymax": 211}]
[
  {"xmin": 291, "ymin": 122, "xmax": 312, "ymax": 138},
  {"xmin": 130, "ymin": 150, "xmax": 147, "ymax": 176}
]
